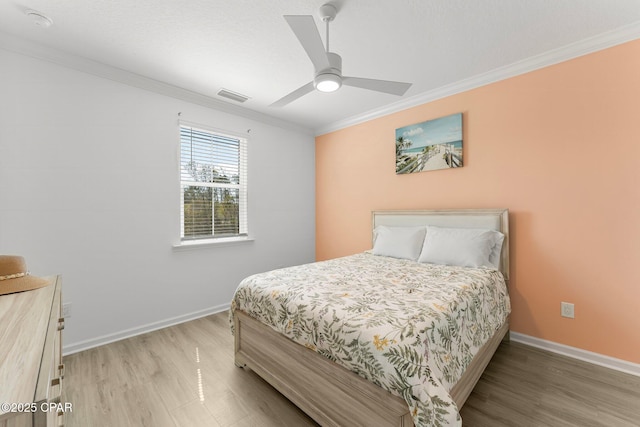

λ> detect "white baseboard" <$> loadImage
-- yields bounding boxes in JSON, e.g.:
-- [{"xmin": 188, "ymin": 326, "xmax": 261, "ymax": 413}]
[
  {"xmin": 63, "ymin": 312, "xmax": 640, "ymax": 379},
  {"xmin": 510, "ymin": 332, "xmax": 640, "ymax": 378},
  {"xmin": 63, "ymin": 303, "xmax": 230, "ymax": 355}
]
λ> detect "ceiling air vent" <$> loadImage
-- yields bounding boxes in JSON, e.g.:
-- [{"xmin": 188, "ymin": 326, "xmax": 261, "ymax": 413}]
[{"xmin": 217, "ymin": 88, "xmax": 250, "ymax": 103}]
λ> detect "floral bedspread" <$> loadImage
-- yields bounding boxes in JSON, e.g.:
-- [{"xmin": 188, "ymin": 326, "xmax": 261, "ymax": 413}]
[{"xmin": 229, "ymin": 253, "xmax": 510, "ymax": 426}]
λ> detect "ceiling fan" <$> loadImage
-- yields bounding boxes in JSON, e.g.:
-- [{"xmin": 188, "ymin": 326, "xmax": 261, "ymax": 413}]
[{"xmin": 271, "ymin": 3, "xmax": 412, "ymax": 107}]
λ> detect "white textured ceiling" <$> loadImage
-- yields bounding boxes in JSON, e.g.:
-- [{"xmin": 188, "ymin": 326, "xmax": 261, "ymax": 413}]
[{"xmin": 1, "ymin": 0, "xmax": 640, "ymax": 133}]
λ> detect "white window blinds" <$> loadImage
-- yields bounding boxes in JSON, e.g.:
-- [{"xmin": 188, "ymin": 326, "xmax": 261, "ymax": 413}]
[{"xmin": 180, "ymin": 124, "xmax": 248, "ymax": 240}]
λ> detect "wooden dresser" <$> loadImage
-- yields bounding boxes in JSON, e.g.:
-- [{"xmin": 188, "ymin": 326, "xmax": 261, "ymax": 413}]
[{"xmin": 0, "ymin": 276, "xmax": 65, "ymax": 427}]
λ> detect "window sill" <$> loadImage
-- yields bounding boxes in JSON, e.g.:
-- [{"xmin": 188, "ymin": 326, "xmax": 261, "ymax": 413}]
[{"xmin": 172, "ymin": 236, "xmax": 255, "ymax": 251}]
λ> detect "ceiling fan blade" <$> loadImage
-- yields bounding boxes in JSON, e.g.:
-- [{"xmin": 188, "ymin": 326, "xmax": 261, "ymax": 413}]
[
  {"xmin": 342, "ymin": 77, "xmax": 412, "ymax": 96},
  {"xmin": 284, "ymin": 15, "xmax": 331, "ymax": 72},
  {"xmin": 270, "ymin": 81, "xmax": 315, "ymax": 107}
]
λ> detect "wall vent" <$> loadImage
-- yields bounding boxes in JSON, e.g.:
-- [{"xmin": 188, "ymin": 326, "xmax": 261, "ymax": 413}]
[{"xmin": 217, "ymin": 88, "xmax": 250, "ymax": 103}]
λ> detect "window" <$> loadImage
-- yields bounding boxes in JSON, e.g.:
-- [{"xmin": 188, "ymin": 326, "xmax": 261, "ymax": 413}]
[{"xmin": 180, "ymin": 123, "xmax": 247, "ymax": 241}]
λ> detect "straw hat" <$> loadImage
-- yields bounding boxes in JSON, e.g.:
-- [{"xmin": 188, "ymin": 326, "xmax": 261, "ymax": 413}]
[{"xmin": 0, "ymin": 255, "xmax": 50, "ymax": 296}]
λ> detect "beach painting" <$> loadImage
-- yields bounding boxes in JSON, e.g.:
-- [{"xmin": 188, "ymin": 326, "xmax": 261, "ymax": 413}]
[{"xmin": 395, "ymin": 113, "xmax": 463, "ymax": 174}]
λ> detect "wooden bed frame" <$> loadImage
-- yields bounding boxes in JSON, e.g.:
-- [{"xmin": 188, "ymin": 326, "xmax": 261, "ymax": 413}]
[{"xmin": 234, "ymin": 209, "xmax": 510, "ymax": 427}]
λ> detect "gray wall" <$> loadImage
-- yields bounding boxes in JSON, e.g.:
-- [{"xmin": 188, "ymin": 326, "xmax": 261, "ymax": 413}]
[{"xmin": 0, "ymin": 49, "xmax": 316, "ymax": 353}]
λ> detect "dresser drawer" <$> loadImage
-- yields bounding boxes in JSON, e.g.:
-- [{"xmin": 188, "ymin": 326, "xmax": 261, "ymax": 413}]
[{"xmin": 0, "ymin": 276, "xmax": 64, "ymax": 427}]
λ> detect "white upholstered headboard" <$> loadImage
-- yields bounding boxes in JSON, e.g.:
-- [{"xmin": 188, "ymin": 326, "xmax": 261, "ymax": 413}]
[{"xmin": 372, "ymin": 209, "xmax": 510, "ymax": 280}]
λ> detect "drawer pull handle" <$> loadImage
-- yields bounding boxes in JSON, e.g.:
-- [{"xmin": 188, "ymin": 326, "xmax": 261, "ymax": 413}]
[
  {"xmin": 59, "ymin": 363, "xmax": 65, "ymax": 379},
  {"xmin": 51, "ymin": 377, "xmax": 61, "ymax": 387},
  {"xmin": 58, "ymin": 321, "xmax": 65, "ymax": 331}
]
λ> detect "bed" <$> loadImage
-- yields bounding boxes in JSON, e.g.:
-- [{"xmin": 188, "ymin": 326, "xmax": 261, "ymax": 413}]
[{"xmin": 230, "ymin": 209, "xmax": 510, "ymax": 426}]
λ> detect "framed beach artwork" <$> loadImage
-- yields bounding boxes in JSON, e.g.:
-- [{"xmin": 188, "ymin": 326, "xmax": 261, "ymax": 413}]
[{"xmin": 395, "ymin": 112, "xmax": 463, "ymax": 174}]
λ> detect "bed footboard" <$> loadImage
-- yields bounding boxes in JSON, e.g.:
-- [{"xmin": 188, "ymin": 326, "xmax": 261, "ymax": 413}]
[
  {"xmin": 234, "ymin": 310, "xmax": 509, "ymax": 427},
  {"xmin": 234, "ymin": 310, "xmax": 413, "ymax": 427}
]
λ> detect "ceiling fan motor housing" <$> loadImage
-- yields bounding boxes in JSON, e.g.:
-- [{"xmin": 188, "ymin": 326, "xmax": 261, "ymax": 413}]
[{"xmin": 314, "ymin": 52, "xmax": 342, "ymax": 92}]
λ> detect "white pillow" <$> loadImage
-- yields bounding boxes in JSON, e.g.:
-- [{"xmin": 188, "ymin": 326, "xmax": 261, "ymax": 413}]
[
  {"xmin": 418, "ymin": 226, "xmax": 504, "ymax": 269},
  {"xmin": 488, "ymin": 232, "xmax": 505, "ymax": 269},
  {"xmin": 372, "ymin": 226, "xmax": 426, "ymax": 261}
]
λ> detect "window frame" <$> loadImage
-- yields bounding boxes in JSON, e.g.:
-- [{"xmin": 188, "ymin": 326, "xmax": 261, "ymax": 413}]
[{"xmin": 176, "ymin": 121, "xmax": 249, "ymax": 247}]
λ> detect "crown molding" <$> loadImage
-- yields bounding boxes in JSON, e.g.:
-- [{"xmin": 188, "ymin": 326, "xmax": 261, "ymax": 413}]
[
  {"xmin": 0, "ymin": 31, "xmax": 313, "ymax": 136},
  {"xmin": 4, "ymin": 19, "xmax": 639, "ymax": 140},
  {"xmin": 315, "ymin": 20, "xmax": 640, "ymax": 136}
]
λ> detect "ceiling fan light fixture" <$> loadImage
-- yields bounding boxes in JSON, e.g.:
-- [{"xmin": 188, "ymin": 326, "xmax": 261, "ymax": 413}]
[{"xmin": 314, "ymin": 73, "xmax": 342, "ymax": 92}]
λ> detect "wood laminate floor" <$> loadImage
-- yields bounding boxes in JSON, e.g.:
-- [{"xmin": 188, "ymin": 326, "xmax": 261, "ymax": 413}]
[{"xmin": 62, "ymin": 312, "xmax": 640, "ymax": 427}]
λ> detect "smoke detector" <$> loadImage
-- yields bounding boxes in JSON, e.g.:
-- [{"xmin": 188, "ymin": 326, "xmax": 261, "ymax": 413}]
[{"xmin": 26, "ymin": 10, "xmax": 53, "ymax": 28}]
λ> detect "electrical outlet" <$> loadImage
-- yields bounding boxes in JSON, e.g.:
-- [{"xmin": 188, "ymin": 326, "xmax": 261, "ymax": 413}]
[
  {"xmin": 62, "ymin": 302, "xmax": 72, "ymax": 318},
  {"xmin": 561, "ymin": 302, "xmax": 574, "ymax": 319}
]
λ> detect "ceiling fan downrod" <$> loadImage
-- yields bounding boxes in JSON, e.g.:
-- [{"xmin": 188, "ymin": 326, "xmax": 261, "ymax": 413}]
[{"xmin": 319, "ymin": 3, "xmax": 337, "ymax": 52}]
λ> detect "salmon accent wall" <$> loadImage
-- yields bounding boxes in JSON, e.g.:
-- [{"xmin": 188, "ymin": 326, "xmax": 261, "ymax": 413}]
[{"xmin": 315, "ymin": 40, "xmax": 640, "ymax": 364}]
